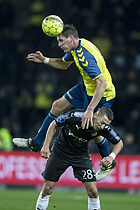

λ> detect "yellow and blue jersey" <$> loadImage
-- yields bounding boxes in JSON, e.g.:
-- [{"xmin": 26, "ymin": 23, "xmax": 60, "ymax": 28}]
[{"xmin": 62, "ymin": 38, "xmax": 116, "ymax": 101}]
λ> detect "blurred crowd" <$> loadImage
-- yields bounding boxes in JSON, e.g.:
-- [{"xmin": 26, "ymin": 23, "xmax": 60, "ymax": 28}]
[{"xmin": 0, "ymin": 0, "xmax": 140, "ymax": 154}]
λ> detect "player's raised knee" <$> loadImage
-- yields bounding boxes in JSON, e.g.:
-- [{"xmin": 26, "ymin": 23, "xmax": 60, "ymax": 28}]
[{"xmin": 51, "ymin": 99, "xmax": 63, "ymax": 114}]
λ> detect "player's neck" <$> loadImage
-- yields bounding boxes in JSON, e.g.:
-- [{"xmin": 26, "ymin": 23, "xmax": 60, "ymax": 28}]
[{"xmin": 72, "ymin": 38, "xmax": 79, "ymax": 50}]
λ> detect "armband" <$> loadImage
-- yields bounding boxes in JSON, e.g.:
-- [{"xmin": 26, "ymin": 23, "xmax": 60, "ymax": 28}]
[
  {"xmin": 44, "ymin": 57, "xmax": 49, "ymax": 64},
  {"xmin": 109, "ymin": 152, "xmax": 116, "ymax": 159}
]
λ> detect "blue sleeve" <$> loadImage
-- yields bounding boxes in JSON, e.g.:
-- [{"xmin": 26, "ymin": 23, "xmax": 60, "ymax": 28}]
[
  {"xmin": 55, "ymin": 114, "xmax": 70, "ymax": 127},
  {"xmin": 77, "ymin": 48, "xmax": 101, "ymax": 79},
  {"xmin": 63, "ymin": 51, "xmax": 74, "ymax": 62},
  {"xmin": 85, "ymin": 55, "xmax": 101, "ymax": 79}
]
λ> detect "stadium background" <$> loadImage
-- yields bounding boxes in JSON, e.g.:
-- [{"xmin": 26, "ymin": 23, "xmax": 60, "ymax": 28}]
[{"xmin": 0, "ymin": 0, "xmax": 140, "ymax": 193}]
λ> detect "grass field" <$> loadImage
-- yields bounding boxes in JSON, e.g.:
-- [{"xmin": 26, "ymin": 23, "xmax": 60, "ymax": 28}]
[{"xmin": 0, "ymin": 188, "xmax": 140, "ymax": 210}]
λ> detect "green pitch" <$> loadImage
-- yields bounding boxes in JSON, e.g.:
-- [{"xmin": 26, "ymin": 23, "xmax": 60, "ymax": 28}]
[{"xmin": 0, "ymin": 188, "xmax": 139, "ymax": 210}]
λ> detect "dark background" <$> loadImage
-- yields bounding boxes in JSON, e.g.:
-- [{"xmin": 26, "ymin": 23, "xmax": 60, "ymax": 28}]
[{"xmin": 0, "ymin": 0, "xmax": 140, "ymax": 154}]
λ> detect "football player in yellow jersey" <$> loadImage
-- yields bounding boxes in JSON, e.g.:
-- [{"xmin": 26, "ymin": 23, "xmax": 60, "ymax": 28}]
[{"xmin": 13, "ymin": 24, "xmax": 116, "ymax": 167}]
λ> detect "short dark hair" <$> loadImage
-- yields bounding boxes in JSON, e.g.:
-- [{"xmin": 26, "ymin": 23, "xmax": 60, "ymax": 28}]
[
  {"xmin": 98, "ymin": 107, "xmax": 114, "ymax": 121},
  {"xmin": 61, "ymin": 24, "xmax": 79, "ymax": 38}
]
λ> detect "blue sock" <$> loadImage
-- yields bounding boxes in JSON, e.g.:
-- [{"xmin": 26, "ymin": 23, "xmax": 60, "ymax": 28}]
[
  {"xmin": 95, "ymin": 138, "xmax": 110, "ymax": 158},
  {"xmin": 32, "ymin": 112, "xmax": 57, "ymax": 148}
]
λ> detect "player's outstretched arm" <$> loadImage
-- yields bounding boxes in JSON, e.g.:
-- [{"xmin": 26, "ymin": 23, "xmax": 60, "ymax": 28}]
[
  {"xmin": 41, "ymin": 120, "xmax": 57, "ymax": 159},
  {"xmin": 27, "ymin": 51, "xmax": 71, "ymax": 70}
]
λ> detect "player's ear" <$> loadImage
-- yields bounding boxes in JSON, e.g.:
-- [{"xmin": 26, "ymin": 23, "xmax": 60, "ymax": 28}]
[{"xmin": 69, "ymin": 35, "xmax": 73, "ymax": 42}]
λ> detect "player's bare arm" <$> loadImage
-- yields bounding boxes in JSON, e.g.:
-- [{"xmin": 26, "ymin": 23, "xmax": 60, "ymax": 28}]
[
  {"xmin": 101, "ymin": 139, "xmax": 123, "ymax": 167},
  {"xmin": 41, "ymin": 120, "xmax": 58, "ymax": 159},
  {"xmin": 81, "ymin": 75, "xmax": 107, "ymax": 129},
  {"xmin": 47, "ymin": 58, "xmax": 71, "ymax": 69},
  {"xmin": 27, "ymin": 51, "xmax": 71, "ymax": 69}
]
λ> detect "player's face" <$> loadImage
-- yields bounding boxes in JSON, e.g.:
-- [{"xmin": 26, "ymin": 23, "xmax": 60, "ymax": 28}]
[
  {"xmin": 57, "ymin": 34, "xmax": 73, "ymax": 53},
  {"xmin": 93, "ymin": 114, "xmax": 111, "ymax": 130}
]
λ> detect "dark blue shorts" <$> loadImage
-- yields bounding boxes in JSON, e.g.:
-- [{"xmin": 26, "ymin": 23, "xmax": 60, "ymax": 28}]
[{"xmin": 64, "ymin": 82, "xmax": 115, "ymax": 112}]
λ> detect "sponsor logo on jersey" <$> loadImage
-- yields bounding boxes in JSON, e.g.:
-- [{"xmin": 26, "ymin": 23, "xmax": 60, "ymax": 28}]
[{"xmin": 68, "ymin": 130, "xmax": 88, "ymax": 143}]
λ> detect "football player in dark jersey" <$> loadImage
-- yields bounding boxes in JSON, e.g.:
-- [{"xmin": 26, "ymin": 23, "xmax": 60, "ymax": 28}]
[{"xmin": 35, "ymin": 107, "xmax": 123, "ymax": 210}]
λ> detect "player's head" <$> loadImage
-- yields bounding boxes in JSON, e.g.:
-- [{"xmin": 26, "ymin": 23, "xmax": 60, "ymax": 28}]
[
  {"xmin": 57, "ymin": 24, "xmax": 79, "ymax": 53},
  {"xmin": 61, "ymin": 24, "xmax": 79, "ymax": 38},
  {"xmin": 93, "ymin": 107, "xmax": 114, "ymax": 130},
  {"xmin": 98, "ymin": 107, "xmax": 114, "ymax": 121}
]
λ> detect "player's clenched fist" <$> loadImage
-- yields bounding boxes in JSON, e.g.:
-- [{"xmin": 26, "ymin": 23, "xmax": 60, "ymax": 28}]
[{"xmin": 41, "ymin": 147, "xmax": 50, "ymax": 159}]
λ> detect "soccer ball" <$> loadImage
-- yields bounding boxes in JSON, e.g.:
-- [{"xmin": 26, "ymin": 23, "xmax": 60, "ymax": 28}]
[{"xmin": 42, "ymin": 15, "xmax": 64, "ymax": 37}]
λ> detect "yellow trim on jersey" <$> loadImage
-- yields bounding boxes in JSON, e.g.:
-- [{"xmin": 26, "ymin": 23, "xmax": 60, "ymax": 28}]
[
  {"xmin": 48, "ymin": 113, "xmax": 57, "ymax": 119},
  {"xmin": 62, "ymin": 58, "xmax": 73, "ymax": 63},
  {"xmin": 67, "ymin": 91, "xmax": 73, "ymax": 99},
  {"xmin": 77, "ymin": 48, "xmax": 82, "ymax": 53}
]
